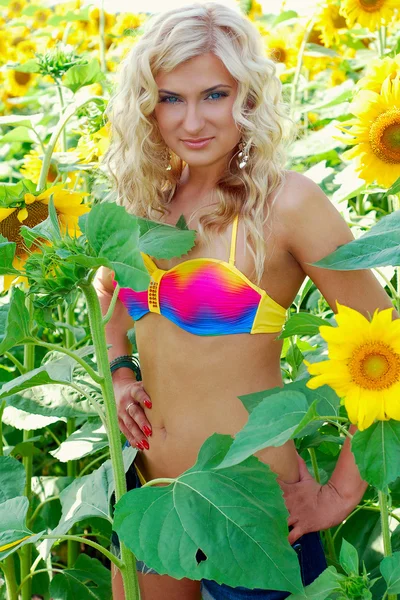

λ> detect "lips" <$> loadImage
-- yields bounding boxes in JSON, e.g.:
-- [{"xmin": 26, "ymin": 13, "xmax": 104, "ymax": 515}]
[{"xmin": 181, "ymin": 137, "xmax": 213, "ymax": 142}]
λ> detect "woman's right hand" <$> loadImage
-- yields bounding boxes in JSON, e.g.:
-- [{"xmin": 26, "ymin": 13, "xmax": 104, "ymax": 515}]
[{"xmin": 114, "ymin": 377, "xmax": 153, "ymax": 451}]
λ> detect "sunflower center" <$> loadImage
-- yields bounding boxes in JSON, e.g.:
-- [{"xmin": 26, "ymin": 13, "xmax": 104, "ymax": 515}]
[
  {"xmin": 348, "ymin": 341, "xmax": 400, "ymax": 390},
  {"xmin": 0, "ymin": 202, "xmax": 49, "ymax": 257},
  {"xmin": 369, "ymin": 109, "xmax": 400, "ymax": 164},
  {"xmin": 14, "ymin": 71, "xmax": 32, "ymax": 86},
  {"xmin": 358, "ymin": 0, "xmax": 385, "ymax": 11},
  {"xmin": 270, "ymin": 47, "xmax": 286, "ymax": 63},
  {"xmin": 331, "ymin": 9, "xmax": 347, "ymax": 28}
]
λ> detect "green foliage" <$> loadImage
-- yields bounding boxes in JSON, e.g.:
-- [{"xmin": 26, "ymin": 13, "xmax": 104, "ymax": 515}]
[
  {"xmin": 380, "ymin": 553, "xmax": 400, "ymax": 594},
  {"xmin": 50, "ymin": 555, "xmax": 111, "ymax": 600},
  {"xmin": 62, "ymin": 58, "xmax": 105, "ymax": 93},
  {"xmin": 50, "ymin": 418, "xmax": 108, "ymax": 462},
  {"xmin": 352, "ymin": 421, "xmax": 400, "ymax": 492},
  {"xmin": 114, "ymin": 434, "xmax": 303, "ymax": 594},
  {"xmin": 312, "ymin": 210, "xmax": 400, "ymax": 270}
]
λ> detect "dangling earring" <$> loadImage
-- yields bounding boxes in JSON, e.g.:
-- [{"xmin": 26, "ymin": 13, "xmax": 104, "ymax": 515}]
[
  {"xmin": 238, "ymin": 140, "xmax": 250, "ymax": 169},
  {"xmin": 162, "ymin": 147, "xmax": 172, "ymax": 171}
]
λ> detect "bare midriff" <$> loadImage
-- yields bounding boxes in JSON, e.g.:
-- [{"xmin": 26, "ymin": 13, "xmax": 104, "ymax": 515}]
[{"xmin": 133, "ymin": 312, "xmax": 300, "ymax": 485}]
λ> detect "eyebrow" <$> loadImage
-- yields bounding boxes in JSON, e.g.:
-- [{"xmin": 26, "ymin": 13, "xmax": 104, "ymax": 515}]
[{"xmin": 158, "ymin": 84, "xmax": 232, "ymax": 95}]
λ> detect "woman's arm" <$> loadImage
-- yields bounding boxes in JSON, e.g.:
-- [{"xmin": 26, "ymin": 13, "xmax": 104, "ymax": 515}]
[{"xmin": 275, "ymin": 172, "xmax": 397, "ymax": 543}]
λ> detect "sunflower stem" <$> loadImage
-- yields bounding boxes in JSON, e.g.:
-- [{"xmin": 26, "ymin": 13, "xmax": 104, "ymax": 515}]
[
  {"xmin": 289, "ymin": 16, "xmax": 317, "ymax": 122},
  {"xmin": 20, "ymin": 293, "xmax": 35, "ymax": 600},
  {"xmin": 1, "ymin": 555, "xmax": 18, "ymax": 600},
  {"xmin": 36, "ymin": 96, "xmax": 105, "ymax": 191},
  {"xmin": 378, "ymin": 490, "xmax": 397, "ymax": 600},
  {"xmin": 99, "ymin": 0, "xmax": 107, "ymax": 73},
  {"xmin": 78, "ymin": 281, "xmax": 140, "ymax": 600},
  {"xmin": 308, "ymin": 449, "xmax": 337, "ymax": 563},
  {"xmin": 64, "ymin": 301, "xmax": 80, "ymax": 568}
]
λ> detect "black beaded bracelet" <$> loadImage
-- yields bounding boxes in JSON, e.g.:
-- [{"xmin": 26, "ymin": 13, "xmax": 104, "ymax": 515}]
[{"xmin": 109, "ymin": 355, "xmax": 142, "ymax": 380}]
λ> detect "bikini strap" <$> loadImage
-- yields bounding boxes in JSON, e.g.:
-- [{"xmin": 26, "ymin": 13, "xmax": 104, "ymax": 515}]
[{"xmin": 229, "ymin": 214, "xmax": 239, "ymax": 266}]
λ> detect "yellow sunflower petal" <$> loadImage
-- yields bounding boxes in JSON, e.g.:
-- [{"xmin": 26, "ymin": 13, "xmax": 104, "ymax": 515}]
[
  {"xmin": 383, "ymin": 383, "xmax": 400, "ymax": 421},
  {"xmin": 0, "ymin": 207, "xmax": 16, "ymax": 223},
  {"xmin": 343, "ymin": 386, "xmax": 362, "ymax": 428},
  {"xmin": 335, "ymin": 302, "xmax": 370, "ymax": 330}
]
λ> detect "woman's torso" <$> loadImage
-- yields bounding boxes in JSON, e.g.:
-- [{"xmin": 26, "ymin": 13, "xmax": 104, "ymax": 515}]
[{"xmin": 131, "ymin": 173, "xmax": 306, "ymax": 483}]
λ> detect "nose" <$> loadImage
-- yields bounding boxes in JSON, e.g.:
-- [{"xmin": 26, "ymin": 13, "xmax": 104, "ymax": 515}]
[{"xmin": 182, "ymin": 101, "xmax": 206, "ymax": 134}]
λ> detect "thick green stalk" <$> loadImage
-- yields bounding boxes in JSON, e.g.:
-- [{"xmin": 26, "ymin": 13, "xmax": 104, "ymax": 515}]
[
  {"xmin": 37, "ymin": 96, "xmax": 105, "ymax": 191},
  {"xmin": 378, "ymin": 490, "xmax": 397, "ymax": 600},
  {"xmin": 79, "ymin": 282, "xmax": 140, "ymax": 600},
  {"xmin": 20, "ymin": 295, "xmax": 35, "ymax": 600},
  {"xmin": 1, "ymin": 556, "xmax": 18, "ymax": 600},
  {"xmin": 65, "ymin": 302, "xmax": 79, "ymax": 567},
  {"xmin": 308, "ymin": 448, "xmax": 337, "ymax": 564},
  {"xmin": 99, "ymin": 0, "xmax": 107, "ymax": 73}
]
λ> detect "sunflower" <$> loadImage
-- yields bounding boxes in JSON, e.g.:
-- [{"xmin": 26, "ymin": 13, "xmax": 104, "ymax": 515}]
[
  {"xmin": 339, "ymin": 0, "xmax": 398, "ymax": 31},
  {"xmin": 110, "ymin": 13, "xmax": 147, "ymax": 37},
  {"xmin": 314, "ymin": 1, "xmax": 348, "ymax": 48},
  {"xmin": 357, "ymin": 54, "xmax": 400, "ymax": 94},
  {"xmin": 305, "ymin": 303, "xmax": 400, "ymax": 431},
  {"xmin": 5, "ymin": 69, "xmax": 38, "ymax": 98},
  {"xmin": 262, "ymin": 27, "xmax": 299, "ymax": 70},
  {"xmin": 0, "ymin": 185, "xmax": 90, "ymax": 291},
  {"xmin": 334, "ymin": 72, "xmax": 400, "ymax": 188}
]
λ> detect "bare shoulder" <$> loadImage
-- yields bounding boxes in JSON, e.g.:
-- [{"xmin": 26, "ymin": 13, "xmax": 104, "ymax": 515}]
[{"xmin": 272, "ymin": 170, "xmax": 330, "ymax": 220}]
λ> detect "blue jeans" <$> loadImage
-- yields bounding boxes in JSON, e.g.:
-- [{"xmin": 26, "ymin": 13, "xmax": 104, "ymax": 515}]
[{"xmin": 111, "ymin": 453, "xmax": 327, "ymax": 598}]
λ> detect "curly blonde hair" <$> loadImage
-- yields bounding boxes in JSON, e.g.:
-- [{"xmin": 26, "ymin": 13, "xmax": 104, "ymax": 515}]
[{"xmin": 102, "ymin": 2, "xmax": 296, "ymax": 284}]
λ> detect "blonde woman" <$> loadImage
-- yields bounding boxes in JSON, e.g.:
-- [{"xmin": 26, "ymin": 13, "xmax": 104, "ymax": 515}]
[{"xmin": 95, "ymin": 3, "xmax": 394, "ymax": 599}]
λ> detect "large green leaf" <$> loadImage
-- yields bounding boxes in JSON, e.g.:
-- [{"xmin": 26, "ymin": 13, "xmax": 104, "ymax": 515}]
[
  {"xmin": 279, "ymin": 313, "xmax": 331, "ymax": 339},
  {"xmin": 84, "ymin": 203, "xmax": 148, "ymax": 291},
  {"xmin": 287, "ymin": 566, "xmax": 344, "ymax": 599},
  {"xmin": 62, "ymin": 59, "xmax": 105, "ymax": 93},
  {"xmin": 0, "ymin": 287, "xmax": 31, "ymax": 354},
  {"xmin": 39, "ymin": 445, "xmax": 136, "ymax": 559},
  {"xmin": 380, "ymin": 552, "xmax": 400, "ymax": 593},
  {"xmin": 50, "ymin": 571, "xmax": 97, "ymax": 600},
  {"xmin": 0, "ymin": 496, "xmax": 44, "ymax": 560},
  {"xmin": 50, "ymin": 419, "xmax": 108, "ymax": 462},
  {"xmin": 0, "ymin": 235, "xmax": 19, "ymax": 276},
  {"xmin": 53, "ymin": 555, "xmax": 111, "ymax": 600},
  {"xmin": 137, "ymin": 218, "xmax": 196, "ymax": 259},
  {"xmin": 5, "ymin": 383, "xmax": 99, "ymax": 420},
  {"xmin": 312, "ymin": 210, "xmax": 400, "ymax": 270},
  {"xmin": 238, "ymin": 379, "xmax": 340, "ymax": 418},
  {"xmin": 0, "ymin": 456, "xmax": 25, "ymax": 501},
  {"xmin": 351, "ymin": 421, "xmax": 400, "ymax": 491},
  {"xmin": 114, "ymin": 434, "xmax": 303, "ymax": 594},
  {"xmin": 0, "ymin": 346, "xmax": 96, "ymax": 400},
  {"xmin": 217, "ymin": 391, "xmax": 312, "ymax": 469}
]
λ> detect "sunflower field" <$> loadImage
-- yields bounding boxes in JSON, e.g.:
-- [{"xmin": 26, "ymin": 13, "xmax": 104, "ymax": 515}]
[{"xmin": 0, "ymin": 0, "xmax": 400, "ymax": 599}]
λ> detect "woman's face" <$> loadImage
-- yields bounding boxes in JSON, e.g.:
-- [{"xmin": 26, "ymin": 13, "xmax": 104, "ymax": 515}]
[{"xmin": 153, "ymin": 52, "xmax": 241, "ymax": 167}]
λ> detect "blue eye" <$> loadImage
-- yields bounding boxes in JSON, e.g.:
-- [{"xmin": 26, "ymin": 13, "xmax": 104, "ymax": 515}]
[{"xmin": 159, "ymin": 91, "xmax": 228, "ymax": 103}]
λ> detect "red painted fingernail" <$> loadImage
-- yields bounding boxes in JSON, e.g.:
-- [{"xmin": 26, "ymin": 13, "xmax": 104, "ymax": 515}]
[
  {"xmin": 144, "ymin": 399, "xmax": 152, "ymax": 408},
  {"xmin": 141, "ymin": 439, "xmax": 150, "ymax": 450},
  {"xmin": 143, "ymin": 425, "xmax": 152, "ymax": 437},
  {"xmin": 135, "ymin": 442, "xmax": 144, "ymax": 450}
]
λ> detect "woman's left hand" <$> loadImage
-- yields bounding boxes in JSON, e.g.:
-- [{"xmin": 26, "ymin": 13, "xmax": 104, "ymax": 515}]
[{"xmin": 278, "ymin": 453, "xmax": 353, "ymax": 545}]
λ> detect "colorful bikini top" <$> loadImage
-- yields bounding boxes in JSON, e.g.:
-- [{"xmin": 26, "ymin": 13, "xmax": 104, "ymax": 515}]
[{"xmin": 113, "ymin": 214, "xmax": 287, "ymax": 336}]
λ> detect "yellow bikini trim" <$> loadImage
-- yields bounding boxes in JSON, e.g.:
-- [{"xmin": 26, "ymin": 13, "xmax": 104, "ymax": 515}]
[
  {"xmin": 135, "ymin": 462, "xmax": 148, "ymax": 485},
  {"xmin": 251, "ymin": 293, "xmax": 287, "ymax": 334}
]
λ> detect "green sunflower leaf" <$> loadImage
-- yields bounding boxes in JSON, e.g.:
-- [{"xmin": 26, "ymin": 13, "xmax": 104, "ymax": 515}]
[
  {"xmin": 0, "ymin": 286, "xmax": 31, "ymax": 354},
  {"xmin": 0, "ymin": 235, "xmax": 19, "ymax": 275},
  {"xmin": 351, "ymin": 420, "xmax": 400, "ymax": 491},
  {"xmin": 311, "ymin": 210, "xmax": 400, "ymax": 270},
  {"xmin": 114, "ymin": 433, "xmax": 304, "ymax": 594}
]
